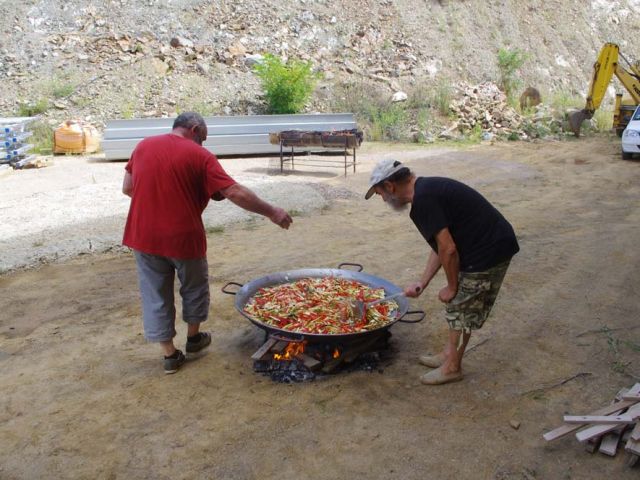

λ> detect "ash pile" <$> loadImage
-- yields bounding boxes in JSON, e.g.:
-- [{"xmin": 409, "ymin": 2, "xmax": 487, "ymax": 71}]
[{"xmin": 252, "ymin": 332, "xmax": 392, "ymax": 384}]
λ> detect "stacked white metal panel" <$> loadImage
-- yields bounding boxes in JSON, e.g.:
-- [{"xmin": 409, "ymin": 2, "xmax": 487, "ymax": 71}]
[
  {"xmin": 0, "ymin": 117, "xmax": 36, "ymax": 168},
  {"xmin": 101, "ymin": 113, "xmax": 357, "ymax": 160}
]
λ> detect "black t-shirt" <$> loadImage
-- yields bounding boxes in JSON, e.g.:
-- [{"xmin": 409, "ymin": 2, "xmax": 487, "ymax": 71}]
[{"xmin": 410, "ymin": 177, "xmax": 519, "ymax": 272}]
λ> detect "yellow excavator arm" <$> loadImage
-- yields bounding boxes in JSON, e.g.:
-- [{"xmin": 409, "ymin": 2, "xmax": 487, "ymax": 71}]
[
  {"xmin": 584, "ymin": 43, "xmax": 618, "ymax": 112},
  {"xmin": 569, "ymin": 43, "xmax": 640, "ymax": 136}
]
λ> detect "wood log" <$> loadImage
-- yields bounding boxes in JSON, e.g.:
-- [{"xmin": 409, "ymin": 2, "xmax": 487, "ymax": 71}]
[
  {"xmin": 299, "ymin": 353, "xmax": 321, "ymax": 371},
  {"xmin": 272, "ymin": 341, "xmax": 289, "ymax": 353},
  {"xmin": 251, "ymin": 338, "xmax": 277, "ymax": 360}
]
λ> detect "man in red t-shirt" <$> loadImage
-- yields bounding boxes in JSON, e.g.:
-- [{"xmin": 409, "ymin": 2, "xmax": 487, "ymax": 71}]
[{"xmin": 122, "ymin": 112, "xmax": 292, "ymax": 374}]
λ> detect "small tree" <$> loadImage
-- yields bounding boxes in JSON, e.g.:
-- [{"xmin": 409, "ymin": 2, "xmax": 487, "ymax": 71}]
[
  {"xmin": 497, "ymin": 47, "xmax": 528, "ymax": 99},
  {"xmin": 253, "ymin": 54, "xmax": 319, "ymax": 114}
]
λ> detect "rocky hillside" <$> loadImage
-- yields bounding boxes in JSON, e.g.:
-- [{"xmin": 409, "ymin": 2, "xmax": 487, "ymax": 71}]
[{"xmin": 1, "ymin": 0, "xmax": 639, "ymax": 132}]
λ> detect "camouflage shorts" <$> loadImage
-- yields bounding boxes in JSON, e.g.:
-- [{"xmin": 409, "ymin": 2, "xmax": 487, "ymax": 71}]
[{"xmin": 444, "ymin": 260, "xmax": 511, "ymax": 332}]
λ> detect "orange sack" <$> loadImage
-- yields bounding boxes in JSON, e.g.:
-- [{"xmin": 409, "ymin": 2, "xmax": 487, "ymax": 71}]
[{"xmin": 53, "ymin": 120, "xmax": 100, "ymax": 154}]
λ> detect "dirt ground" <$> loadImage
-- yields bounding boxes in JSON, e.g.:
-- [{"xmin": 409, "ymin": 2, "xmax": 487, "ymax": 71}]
[{"xmin": 1, "ymin": 137, "xmax": 639, "ymax": 479}]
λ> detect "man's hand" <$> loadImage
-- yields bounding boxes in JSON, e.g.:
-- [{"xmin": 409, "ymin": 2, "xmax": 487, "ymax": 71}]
[
  {"xmin": 438, "ymin": 285, "xmax": 457, "ymax": 303},
  {"xmin": 221, "ymin": 184, "xmax": 292, "ymax": 230},
  {"xmin": 269, "ymin": 208, "xmax": 292, "ymax": 230},
  {"xmin": 403, "ymin": 282, "xmax": 423, "ymax": 298}
]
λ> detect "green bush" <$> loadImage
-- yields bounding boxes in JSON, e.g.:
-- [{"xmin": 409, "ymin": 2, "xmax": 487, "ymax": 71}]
[
  {"xmin": 28, "ymin": 120, "xmax": 54, "ymax": 154},
  {"xmin": 433, "ymin": 81, "xmax": 452, "ymax": 116},
  {"xmin": 468, "ymin": 123, "xmax": 483, "ymax": 142},
  {"xmin": 253, "ymin": 54, "xmax": 319, "ymax": 114},
  {"xmin": 369, "ymin": 104, "xmax": 407, "ymax": 141},
  {"xmin": 51, "ymin": 81, "xmax": 75, "ymax": 99},
  {"xmin": 332, "ymin": 80, "xmax": 387, "ymax": 117},
  {"xmin": 408, "ymin": 79, "xmax": 451, "ymax": 116},
  {"xmin": 409, "ymin": 108, "xmax": 432, "ymax": 143},
  {"xmin": 497, "ymin": 48, "xmax": 528, "ymax": 99},
  {"xmin": 120, "ymin": 101, "xmax": 136, "ymax": 119},
  {"xmin": 592, "ymin": 108, "xmax": 613, "ymax": 133},
  {"xmin": 332, "ymin": 81, "xmax": 417, "ymax": 142},
  {"xmin": 549, "ymin": 90, "xmax": 583, "ymax": 110},
  {"xmin": 17, "ymin": 98, "xmax": 49, "ymax": 116}
]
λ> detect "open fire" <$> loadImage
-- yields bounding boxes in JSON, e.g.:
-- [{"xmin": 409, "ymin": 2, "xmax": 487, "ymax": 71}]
[
  {"xmin": 252, "ymin": 332, "xmax": 391, "ymax": 383},
  {"xmin": 272, "ymin": 341, "xmax": 341, "ymax": 362}
]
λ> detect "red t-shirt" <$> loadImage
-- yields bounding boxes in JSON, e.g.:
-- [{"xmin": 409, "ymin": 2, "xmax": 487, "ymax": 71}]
[{"xmin": 122, "ymin": 134, "xmax": 236, "ymax": 259}]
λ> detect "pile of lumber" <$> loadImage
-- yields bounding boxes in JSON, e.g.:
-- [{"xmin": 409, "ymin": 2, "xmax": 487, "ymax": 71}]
[{"xmin": 543, "ymin": 383, "xmax": 640, "ymax": 468}]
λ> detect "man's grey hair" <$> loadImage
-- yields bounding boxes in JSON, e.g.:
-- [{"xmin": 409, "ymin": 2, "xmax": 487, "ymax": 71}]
[{"xmin": 173, "ymin": 112, "xmax": 206, "ymax": 130}]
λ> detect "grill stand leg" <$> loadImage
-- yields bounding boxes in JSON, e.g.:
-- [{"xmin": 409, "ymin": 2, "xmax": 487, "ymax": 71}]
[
  {"xmin": 279, "ymin": 140, "xmax": 283, "ymax": 173},
  {"xmin": 344, "ymin": 146, "xmax": 347, "ymax": 177},
  {"xmin": 353, "ymin": 147, "xmax": 356, "ymax": 173},
  {"xmin": 291, "ymin": 146, "xmax": 294, "ymax": 170}
]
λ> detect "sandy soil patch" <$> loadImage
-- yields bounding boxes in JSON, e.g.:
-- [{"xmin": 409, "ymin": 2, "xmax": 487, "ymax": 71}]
[{"xmin": 1, "ymin": 137, "xmax": 639, "ymax": 479}]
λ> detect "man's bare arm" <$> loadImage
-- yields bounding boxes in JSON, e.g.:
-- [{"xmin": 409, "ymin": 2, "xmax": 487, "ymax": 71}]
[
  {"xmin": 404, "ymin": 250, "xmax": 440, "ymax": 297},
  {"xmin": 219, "ymin": 183, "xmax": 292, "ymax": 229},
  {"xmin": 434, "ymin": 227, "xmax": 459, "ymax": 302},
  {"xmin": 122, "ymin": 171, "xmax": 133, "ymax": 197}
]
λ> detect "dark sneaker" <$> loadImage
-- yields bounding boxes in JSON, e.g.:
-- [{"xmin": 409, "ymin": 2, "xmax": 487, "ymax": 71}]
[
  {"xmin": 186, "ymin": 332, "xmax": 212, "ymax": 353},
  {"xmin": 164, "ymin": 350, "xmax": 186, "ymax": 374}
]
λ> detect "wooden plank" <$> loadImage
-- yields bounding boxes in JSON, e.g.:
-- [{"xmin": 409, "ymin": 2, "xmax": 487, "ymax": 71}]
[
  {"xmin": 621, "ymin": 383, "xmax": 640, "ymax": 401},
  {"xmin": 585, "ymin": 438, "xmax": 601, "ymax": 453},
  {"xmin": 563, "ymin": 415, "xmax": 636, "ymax": 425},
  {"xmin": 543, "ymin": 383, "xmax": 640, "ymax": 442},
  {"xmin": 250, "ymin": 338, "xmax": 277, "ymax": 360},
  {"xmin": 544, "ymin": 407, "xmax": 628, "ymax": 442},
  {"xmin": 599, "ymin": 427, "xmax": 624, "ymax": 456},
  {"xmin": 626, "ymin": 437, "xmax": 640, "ymax": 455},
  {"xmin": 576, "ymin": 404, "xmax": 640, "ymax": 442},
  {"xmin": 630, "ymin": 422, "xmax": 640, "ymax": 442},
  {"xmin": 272, "ymin": 341, "xmax": 289, "ymax": 354},
  {"xmin": 299, "ymin": 353, "xmax": 321, "ymax": 371}
]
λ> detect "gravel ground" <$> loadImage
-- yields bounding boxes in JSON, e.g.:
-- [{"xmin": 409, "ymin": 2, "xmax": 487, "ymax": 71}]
[
  {"xmin": 0, "ymin": 155, "xmax": 339, "ymax": 272},
  {"xmin": 0, "ymin": 145, "xmax": 452, "ymax": 273},
  {"xmin": 2, "ymin": 147, "xmax": 427, "ymax": 273},
  {"xmin": 2, "ymin": 137, "xmax": 640, "ymax": 480}
]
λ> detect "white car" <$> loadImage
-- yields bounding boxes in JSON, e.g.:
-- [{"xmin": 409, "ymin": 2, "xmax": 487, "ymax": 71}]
[{"xmin": 622, "ymin": 106, "xmax": 640, "ymax": 160}]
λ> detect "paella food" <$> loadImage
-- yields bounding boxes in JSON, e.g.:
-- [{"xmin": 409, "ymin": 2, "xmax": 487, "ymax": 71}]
[{"xmin": 243, "ymin": 277, "xmax": 399, "ymax": 334}]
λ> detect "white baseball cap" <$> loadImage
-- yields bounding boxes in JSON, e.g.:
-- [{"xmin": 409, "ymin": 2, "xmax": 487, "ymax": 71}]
[{"xmin": 364, "ymin": 159, "xmax": 406, "ymax": 199}]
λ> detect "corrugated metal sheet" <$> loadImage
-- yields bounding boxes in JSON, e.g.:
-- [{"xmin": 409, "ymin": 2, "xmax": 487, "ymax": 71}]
[{"xmin": 102, "ymin": 113, "xmax": 357, "ymax": 160}]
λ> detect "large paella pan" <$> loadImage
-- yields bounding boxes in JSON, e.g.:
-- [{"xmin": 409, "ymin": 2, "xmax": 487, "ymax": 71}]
[{"xmin": 222, "ymin": 263, "xmax": 425, "ymax": 343}]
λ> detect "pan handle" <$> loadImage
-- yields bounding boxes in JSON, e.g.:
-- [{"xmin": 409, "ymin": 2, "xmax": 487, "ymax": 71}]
[
  {"xmin": 221, "ymin": 281, "xmax": 243, "ymax": 295},
  {"xmin": 337, "ymin": 262, "xmax": 363, "ymax": 272},
  {"xmin": 398, "ymin": 310, "xmax": 425, "ymax": 323},
  {"xmin": 269, "ymin": 332, "xmax": 306, "ymax": 343}
]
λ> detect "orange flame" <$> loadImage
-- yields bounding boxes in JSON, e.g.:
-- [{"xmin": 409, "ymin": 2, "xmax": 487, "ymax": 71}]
[
  {"xmin": 332, "ymin": 348, "xmax": 340, "ymax": 359},
  {"xmin": 274, "ymin": 341, "xmax": 306, "ymax": 360}
]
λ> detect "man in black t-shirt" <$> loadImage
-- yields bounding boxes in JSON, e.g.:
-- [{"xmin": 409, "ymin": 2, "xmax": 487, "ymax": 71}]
[{"xmin": 365, "ymin": 159, "xmax": 519, "ymax": 385}]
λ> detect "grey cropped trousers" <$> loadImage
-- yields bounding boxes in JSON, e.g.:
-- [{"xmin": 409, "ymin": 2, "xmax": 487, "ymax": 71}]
[{"xmin": 133, "ymin": 251, "xmax": 210, "ymax": 342}]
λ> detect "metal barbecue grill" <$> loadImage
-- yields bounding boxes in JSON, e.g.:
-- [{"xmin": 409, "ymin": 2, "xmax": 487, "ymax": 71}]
[{"xmin": 269, "ymin": 129, "xmax": 364, "ymax": 176}]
